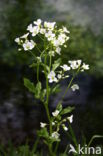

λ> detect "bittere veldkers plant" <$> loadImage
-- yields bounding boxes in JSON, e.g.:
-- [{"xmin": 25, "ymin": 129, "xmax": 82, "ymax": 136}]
[{"xmin": 15, "ymin": 19, "xmax": 89, "ymax": 155}]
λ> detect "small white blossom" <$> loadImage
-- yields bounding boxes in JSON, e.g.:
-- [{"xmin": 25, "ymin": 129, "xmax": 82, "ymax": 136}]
[
  {"xmin": 55, "ymin": 47, "xmax": 61, "ymax": 55},
  {"xmin": 51, "ymin": 131, "xmax": 60, "ymax": 139},
  {"xmin": 45, "ymin": 31, "xmax": 55, "ymax": 41},
  {"xmin": 18, "ymin": 48, "xmax": 22, "ymax": 51},
  {"xmin": 67, "ymin": 115, "xmax": 73, "ymax": 123},
  {"xmin": 52, "ymin": 122, "xmax": 55, "ymax": 126},
  {"xmin": 62, "ymin": 125, "xmax": 68, "ymax": 131},
  {"xmin": 31, "ymin": 26, "xmax": 40, "ymax": 36},
  {"xmin": 34, "ymin": 19, "xmax": 42, "ymax": 26},
  {"xmin": 63, "ymin": 26, "xmax": 70, "ymax": 34},
  {"xmin": 48, "ymin": 71, "xmax": 57, "ymax": 83},
  {"xmin": 57, "ymin": 74, "xmax": 62, "ymax": 79},
  {"xmin": 27, "ymin": 24, "xmax": 33, "ymax": 32},
  {"xmin": 68, "ymin": 60, "xmax": 81, "ymax": 69},
  {"xmin": 52, "ymin": 39, "xmax": 60, "ymax": 47},
  {"xmin": 40, "ymin": 122, "xmax": 47, "ymax": 128},
  {"xmin": 40, "ymin": 28, "xmax": 46, "ymax": 34},
  {"xmin": 23, "ymin": 40, "xmax": 36, "ymax": 51},
  {"xmin": 44, "ymin": 21, "xmax": 56, "ymax": 30},
  {"xmin": 71, "ymin": 84, "xmax": 79, "ymax": 91},
  {"xmin": 20, "ymin": 33, "xmax": 29, "ymax": 39},
  {"xmin": 61, "ymin": 64, "xmax": 70, "ymax": 71},
  {"xmin": 82, "ymin": 63, "xmax": 89, "ymax": 71},
  {"xmin": 52, "ymin": 110, "xmax": 59, "ymax": 117},
  {"xmin": 15, "ymin": 37, "xmax": 20, "ymax": 43}
]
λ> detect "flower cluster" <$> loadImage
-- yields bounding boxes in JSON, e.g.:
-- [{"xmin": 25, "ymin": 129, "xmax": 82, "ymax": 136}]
[
  {"xmin": 15, "ymin": 19, "xmax": 70, "ymax": 55},
  {"xmin": 40, "ymin": 108, "xmax": 73, "ymax": 141},
  {"xmin": 47, "ymin": 60, "xmax": 89, "ymax": 84}
]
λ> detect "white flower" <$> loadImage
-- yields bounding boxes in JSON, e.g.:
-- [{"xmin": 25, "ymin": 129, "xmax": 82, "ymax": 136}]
[
  {"xmin": 58, "ymin": 35, "xmax": 65, "ymax": 45},
  {"xmin": 20, "ymin": 33, "xmax": 29, "ymax": 39},
  {"xmin": 77, "ymin": 60, "xmax": 82, "ymax": 66},
  {"xmin": 44, "ymin": 21, "xmax": 56, "ymax": 30},
  {"xmin": 63, "ymin": 125, "xmax": 68, "ymax": 131},
  {"xmin": 40, "ymin": 122, "xmax": 47, "ymax": 128},
  {"xmin": 55, "ymin": 47, "xmax": 61, "ymax": 55},
  {"xmin": 57, "ymin": 74, "xmax": 62, "ymax": 79},
  {"xmin": 45, "ymin": 31, "xmax": 55, "ymax": 41},
  {"xmin": 31, "ymin": 26, "xmax": 40, "ymax": 36},
  {"xmin": 68, "ymin": 60, "xmax": 81, "ymax": 69},
  {"xmin": 48, "ymin": 71, "xmax": 57, "ymax": 83},
  {"xmin": 82, "ymin": 63, "xmax": 89, "ymax": 71},
  {"xmin": 61, "ymin": 64, "xmax": 70, "ymax": 71},
  {"xmin": 15, "ymin": 37, "xmax": 20, "ymax": 43},
  {"xmin": 23, "ymin": 40, "xmax": 36, "ymax": 51},
  {"xmin": 63, "ymin": 26, "xmax": 70, "ymax": 34},
  {"xmin": 52, "ymin": 122, "xmax": 55, "ymax": 126},
  {"xmin": 67, "ymin": 115, "xmax": 73, "ymax": 123},
  {"xmin": 52, "ymin": 110, "xmax": 59, "ymax": 117},
  {"xmin": 27, "ymin": 24, "xmax": 33, "ymax": 32},
  {"xmin": 51, "ymin": 131, "xmax": 60, "ymax": 139},
  {"xmin": 34, "ymin": 19, "xmax": 42, "ymax": 26},
  {"xmin": 71, "ymin": 84, "xmax": 79, "ymax": 91},
  {"xmin": 52, "ymin": 39, "xmax": 60, "ymax": 47},
  {"xmin": 27, "ymin": 24, "xmax": 39, "ymax": 36},
  {"xmin": 40, "ymin": 28, "xmax": 46, "ymax": 34}
]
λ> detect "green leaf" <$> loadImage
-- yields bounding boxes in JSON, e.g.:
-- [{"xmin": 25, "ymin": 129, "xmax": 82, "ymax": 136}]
[
  {"xmin": 24, "ymin": 78, "xmax": 35, "ymax": 93},
  {"xmin": 56, "ymin": 102, "xmax": 63, "ymax": 112},
  {"xmin": 52, "ymin": 58, "xmax": 61, "ymax": 71},
  {"xmin": 41, "ymin": 63, "xmax": 50, "ymax": 72},
  {"xmin": 61, "ymin": 106, "xmax": 75, "ymax": 115},
  {"xmin": 35, "ymin": 81, "xmax": 42, "ymax": 99},
  {"xmin": 29, "ymin": 63, "xmax": 37, "ymax": 68},
  {"xmin": 38, "ymin": 128, "xmax": 49, "ymax": 138},
  {"xmin": 52, "ymin": 84, "xmax": 61, "ymax": 94},
  {"xmin": 41, "ymin": 89, "xmax": 46, "ymax": 102}
]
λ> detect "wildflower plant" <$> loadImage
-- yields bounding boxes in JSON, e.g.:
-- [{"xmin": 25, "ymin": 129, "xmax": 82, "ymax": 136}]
[{"xmin": 15, "ymin": 19, "xmax": 89, "ymax": 155}]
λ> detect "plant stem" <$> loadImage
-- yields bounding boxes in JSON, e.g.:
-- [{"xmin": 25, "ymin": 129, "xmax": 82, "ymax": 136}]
[
  {"xmin": 49, "ymin": 55, "xmax": 52, "ymax": 69},
  {"xmin": 37, "ymin": 63, "xmax": 39, "ymax": 82},
  {"xmin": 44, "ymin": 47, "xmax": 52, "ymax": 134},
  {"xmin": 59, "ymin": 67, "xmax": 80, "ymax": 104}
]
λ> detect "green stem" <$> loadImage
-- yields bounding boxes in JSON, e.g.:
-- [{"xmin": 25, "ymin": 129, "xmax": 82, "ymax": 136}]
[
  {"xmin": 36, "ymin": 45, "xmax": 41, "ymax": 53},
  {"xmin": 43, "ymin": 47, "xmax": 52, "ymax": 135},
  {"xmin": 37, "ymin": 63, "xmax": 39, "ymax": 82},
  {"xmin": 48, "ymin": 144, "xmax": 56, "ymax": 156},
  {"xmin": 49, "ymin": 55, "xmax": 52, "ymax": 69},
  {"xmin": 54, "ymin": 141, "xmax": 59, "ymax": 154},
  {"xmin": 32, "ymin": 136, "xmax": 40, "ymax": 153},
  {"xmin": 59, "ymin": 67, "xmax": 80, "ymax": 104}
]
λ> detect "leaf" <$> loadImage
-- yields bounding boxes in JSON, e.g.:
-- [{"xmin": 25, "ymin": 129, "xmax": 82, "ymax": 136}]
[
  {"xmin": 24, "ymin": 78, "xmax": 35, "ymax": 93},
  {"xmin": 29, "ymin": 63, "xmax": 37, "ymax": 68},
  {"xmin": 41, "ymin": 63, "xmax": 50, "ymax": 72},
  {"xmin": 41, "ymin": 89, "xmax": 46, "ymax": 102},
  {"xmin": 35, "ymin": 81, "xmax": 42, "ymax": 99},
  {"xmin": 52, "ymin": 58, "xmax": 61, "ymax": 71},
  {"xmin": 52, "ymin": 84, "xmax": 60, "ymax": 94},
  {"xmin": 61, "ymin": 106, "xmax": 75, "ymax": 115},
  {"xmin": 38, "ymin": 128, "xmax": 49, "ymax": 138},
  {"xmin": 56, "ymin": 102, "xmax": 63, "ymax": 112}
]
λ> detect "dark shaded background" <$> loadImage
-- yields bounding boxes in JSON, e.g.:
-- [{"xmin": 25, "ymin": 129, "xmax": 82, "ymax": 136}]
[{"xmin": 0, "ymin": 0, "xmax": 103, "ymax": 146}]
